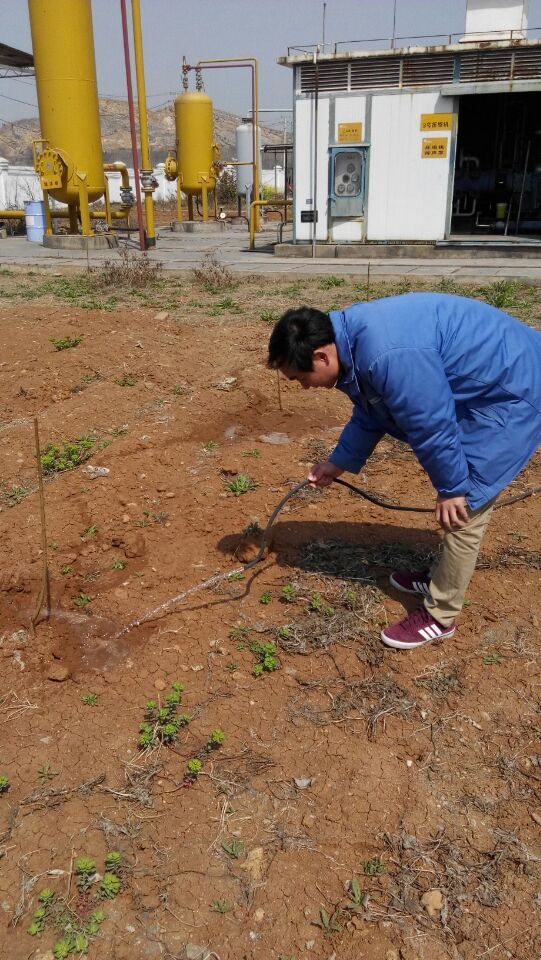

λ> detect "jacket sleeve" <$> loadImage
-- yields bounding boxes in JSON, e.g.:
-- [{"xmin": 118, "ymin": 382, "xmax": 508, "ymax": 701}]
[
  {"xmin": 328, "ymin": 404, "xmax": 384, "ymax": 473},
  {"xmin": 368, "ymin": 347, "xmax": 470, "ymax": 497}
]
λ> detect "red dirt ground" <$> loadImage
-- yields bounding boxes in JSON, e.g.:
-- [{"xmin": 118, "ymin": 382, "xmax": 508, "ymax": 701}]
[{"xmin": 0, "ymin": 269, "xmax": 540, "ymax": 960}]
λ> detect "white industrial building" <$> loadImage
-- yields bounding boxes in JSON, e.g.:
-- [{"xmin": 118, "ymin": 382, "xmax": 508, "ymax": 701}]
[{"xmin": 278, "ymin": 0, "xmax": 541, "ymax": 247}]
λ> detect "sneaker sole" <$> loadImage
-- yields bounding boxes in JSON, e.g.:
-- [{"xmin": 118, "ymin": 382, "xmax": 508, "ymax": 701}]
[
  {"xmin": 380, "ymin": 625, "xmax": 456, "ymax": 650},
  {"xmin": 389, "ymin": 573, "xmax": 430, "ymax": 597}
]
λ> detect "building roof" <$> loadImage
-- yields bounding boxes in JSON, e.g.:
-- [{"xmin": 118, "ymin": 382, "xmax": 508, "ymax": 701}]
[
  {"xmin": 278, "ymin": 35, "xmax": 541, "ymax": 67},
  {"xmin": 0, "ymin": 42, "xmax": 33, "ymax": 70}
]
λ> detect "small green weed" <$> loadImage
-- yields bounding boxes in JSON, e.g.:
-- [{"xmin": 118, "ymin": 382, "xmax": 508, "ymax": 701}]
[
  {"xmin": 208, "ymin": 727, "xmax": 225, "ymax": 747},
  {"xmin": 50, "ymin": 335, "xmax": 82, "ymax": 351},
  {"xmin": 41, "ymin": 436, "xmax": 96, "ymax": 474},
  {"xmin": 313, "ymin": 907, "xmax": 343, "ymax": 936},
  {"xmin": 259, "ymin": 591, "xmax": 272, "ymax": 605},
  {"xmin": 37, "ymin": 764, "xmax": 58, "ymax": 785},
  {"xmin": 72, "ymin": 593, "xmax": 91, "ymax": 608},
  {"xmin": 242, "ymin": 520, "xmax": 262, "ymax": 536},
  {"xmin": 61, "ymin": 564, "xmax": 72, "ymax": 575},
  {"xmin": 363, "ymin": 856, "xmax": 386, "ymax": 876},
  {"xmin": 109, "ymin": 425, "xmax": 128, "ymax": 437},
  {"xmin": 0, "ymin": 775, "xmax": 10, "ymax": 793},
  {"xmin": 81, "ymin": 693, "xmax": 98, "ymax": 706},
  {"xmin": 221, "ymin": 839, "xmax": 243, "ymax": 859},
  {"xmin": 511, "ymin": 530, "xmax": 528, "ymax": 542},
  {"xmin": 224, "ymin": 473, "xmax": 257, "ymax": 496},
  {"xmin": 226, "ymin": 570, "xmax": 245, "ymax": 581},
  {"xmin": 243, "ymin": 448, "xmax": 261, "ymax": 458},
  {"xmin": 211, "ymin": 898, "xmax": 232, "ymax": 913},
  {"xmin": 347, "ymin": 877, "xmax": 365, "ymax": 906},
  {"xmin": 260, "ymin": 309, "xmax": 279, "ymax": 324},
  {"xmin": 483, "ymin": 653, "xmax": 503, "ymax": 665},
  {"xmin": 281, "ymin": 583, "xmax": 297, "ymax": 603},
  {"xmin": 80, "ymin": 524, "xmax": 97, "ymax": 539},
  {"xmin": 111, "ymin": 558, "xmax": 126, "ymax": 570},
  {"xmin": 2, "ymin": 484, "xmax": 28, "ymax": 506},
  {"xmin": 104, "ymin": 851, "xmax": 123, "ymax": 875},
  {"xmin": 172, "ymin": 383, "xmax": 189, "ymax": 395},
  {"xmin": 99, "ymin": 873, "xmax": 121, "ymax": 899},
  {"xmin": 225, "ymin": 660, "xmax": 238, "ymax": 671},
  {"xmin": 251, "ymin": 640, "xmax": 280, "ymax": 677},
  {"xmin": 201, "ymin": 440, "xmax": 218, "ymax": 453},
  {"xmin": 138, "ymin": 682, "xmax": 188, "ymax": 749},
  {"xmin": 186, "ymin": 758, "xmax": 203, "ymax": 776},
  {"xmin": 320, "ymin": 275, "xmax": 345, "ymax": 289},
  {"xmin": 229, "ymin": 624, "xmax": 250, "ymax": 641},
  {"xmin": 307, "ymin": 592, "xmax": 335, "ymax": 616},
  {"xmin": 478, "ymin": 279, "xmax": 521, "ymax": 309},
  {"xmin": 114, "ymin": 374, "xmax": 138, "ymax": 387},
  {"xmin": 211, "ymin": 296, "xmax": 241, "ymax": 314}
]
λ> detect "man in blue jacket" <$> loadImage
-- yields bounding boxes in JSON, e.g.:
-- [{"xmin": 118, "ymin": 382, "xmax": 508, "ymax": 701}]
[{"xmin": 267, "ymin": 293, "xmax": 541, "ymax": 650}]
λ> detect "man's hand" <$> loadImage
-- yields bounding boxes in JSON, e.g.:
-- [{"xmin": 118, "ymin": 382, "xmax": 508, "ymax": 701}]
[
  {"xmin": 436, "ymin": 495, "xmax": 469, "ymax": 532},
  {"xmin": 308, "ymin": 461, "xmax": 344, "ymax": 488}
]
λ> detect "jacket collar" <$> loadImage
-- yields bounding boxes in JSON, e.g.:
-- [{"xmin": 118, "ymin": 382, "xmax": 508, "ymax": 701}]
[{"xmin": 329, "ymin": 310, "xmax": 356, "ymax": 388}]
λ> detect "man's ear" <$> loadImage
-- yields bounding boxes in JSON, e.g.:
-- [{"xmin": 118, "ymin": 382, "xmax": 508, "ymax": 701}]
[{"xmin": 313, "ymin": 348, "xmax": 330, "ymax": 366}]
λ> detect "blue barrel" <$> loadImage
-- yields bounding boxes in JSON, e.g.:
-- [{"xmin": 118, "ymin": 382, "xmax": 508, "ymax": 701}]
[{"xmin": 24, "ymin": 200, "xmax": 46, "ymax": 243}]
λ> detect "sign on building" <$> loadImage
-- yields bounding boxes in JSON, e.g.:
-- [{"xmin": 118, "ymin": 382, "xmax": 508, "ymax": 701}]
[
  {"xmin": 420, "ymin": 113, "xmax": 453, "ymax": 131},
  {"xmin": 421, "ymin": 138, "xmax": 449, "ymax": 158},
  {"xmin": 337, "ymin": 122, "xmax": 363, "ymax": 143}
]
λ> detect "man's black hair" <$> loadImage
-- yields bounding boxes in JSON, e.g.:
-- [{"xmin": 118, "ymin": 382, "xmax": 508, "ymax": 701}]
[{"xmin": 267, "ymin": 306, "xmax": 335, "ymax": 371}]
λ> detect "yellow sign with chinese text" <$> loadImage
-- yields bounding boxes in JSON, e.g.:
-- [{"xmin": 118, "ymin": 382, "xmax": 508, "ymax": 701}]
[
  {"xmin": 420, "ymin": 113, "xmax": 453, "ymax": 131},
  {"xmin": 337, "ymin": 122, "xmax": 362, "ymax": 143},
  {"xmin": 422, "ymin": 137, "xmax": 449, "ymax": 159}
]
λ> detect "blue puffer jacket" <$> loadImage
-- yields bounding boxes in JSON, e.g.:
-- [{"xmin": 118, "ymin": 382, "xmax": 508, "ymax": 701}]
[{"xmin": 328, "ymin": 293, "xmax": 541, "ymax": 509}]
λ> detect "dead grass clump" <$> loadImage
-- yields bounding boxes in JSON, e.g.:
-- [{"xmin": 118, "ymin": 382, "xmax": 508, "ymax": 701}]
[
  {"xmin": 192, "ymin": 251, "xmax": 234, "ymax": 292},
  {"xmin": 414, "ymin": 660, "xmax": 464, "ymax": 702},
  {"xmin": 276, "ymin": 584, "xmax": 381, "ymax": 655},
  {"xmin": 477, "ymin": 545, "xmax": 541, "ymax": 569},
  {"xmin": 333, "ymin": 677, "xmax": 416, "ymax": 739},
  {"xmin": 297, "ymin": 539, "xmax": 435, "ymax": 581},
  {"xmin": 300, "ymin": 436, "xmax": 333, "ymax": 464},
  {"xmin": 91, "ymin": 248, "xmax": 163, "ymax": 288}
]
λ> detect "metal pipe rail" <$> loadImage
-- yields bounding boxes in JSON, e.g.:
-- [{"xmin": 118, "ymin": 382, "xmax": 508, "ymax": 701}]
[{"xmin": 249, "ymin": 198, "xmax": 292, "ymax": 251}]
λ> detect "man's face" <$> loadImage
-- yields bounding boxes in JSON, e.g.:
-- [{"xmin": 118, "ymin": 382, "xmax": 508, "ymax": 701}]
[{"xmin": 280, "ymin": 345, "xmax": 340, "ymax": 390}]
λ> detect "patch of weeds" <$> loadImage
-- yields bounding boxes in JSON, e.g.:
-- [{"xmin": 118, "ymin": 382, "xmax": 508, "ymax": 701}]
[
  {"xmin": 228, "ymin": 624, "xmax": 250, "ymax": 643},
  {"xmin": 283, "ymin": 282, "xmax": 302, "ymax": 295},
  {"xmin": 81, "ymin": 693, "xmax": 98, "ymax": 706},
  {"xmin": 111, "ymin": 558, "xmax": 126, "ymax": 570},
  {"xmin": 511, "ymin": 530, "xmax": 528, "ymax": 542},
  {"xmin": 192, "ymin": 251, "xmax": 234, "ymax": 293},
  {"xmin": 483, "ymin": 653, "xmax": 503, "ymax": 665},
  {"xmin": 251, "ymin": 640, "xmax": 280, "ymax": 677},
  {"xmin": 210, "ymin": 295, "xmax": 241, "ymax": 315},
  {"xmin": 183, "ymin": 729, "xmax": 225, "ymax": 786},
  {"xmin": 477, "ymin": 279, "xmax": 521, "ymax": 309},
  {"xmin": 364, "ymin": 855, "xmax": 386, "ymax": 876},
  {"xmin": 50, "ymin": 335, "xmax": 82, "ymax": 351},
  {"xmin": 320, "ymin": 275, "xmax": 345, "ymax": 289},
  {"xmin": 224, "ymin": 473, "xmax": 257, "ymax": 496},
  {"xmin": 222, "ymin": 839, "xmax": 243, "ymax": 859},
  {"xmin": 261, "ymin": 309, "xmax": 279, "ymax": 324},
  {"xmin": 307, "ymin": 592, "xmax": 335, "ymax": 616},
  {"xmin": 172, "ymin": 383, "xmax": 190, "ymax": 395},
  {"xmin": 92, "ymin": 248, "xmax": 163, "ymax": 289},
  {"xmin": 225, "ymin": 660, "xmax": 238, "ymax": 671},
  {"xmin": 226, "ymin": 570, "xmax": 244, "ymax": 581},
  {"xmin": 138, "ymin": 682, "xmax": 188, "ymax": 749},
  {"xmin": 0, "ymin": 774, "xmax": 10, "ymax": 793},
  {"xmin": 243, "ymin": 448, "xmax": 261, "ymax": 458},
  {"xmin": 109, "ymin": 425, "xmax": 128, "ymax": 437},
  {"xmin": 72, "ymin": 593, "xmax": 91, "ymax": 609},
  {"xmin": 2, "ymin": 483, "xmax": 29, "ymax": 507},
  {"xmin": 37, "ymin": 764, "xmax": 58, "ymax": 785},
  {"xmin": 259, "ymin": 591, "xmax": 272, "ymax": 605},
  {"xmin": 313, "ymin": 907, "xmax": 343, "ymax": 936},
  {"xmin": 79, "ymin": 524, "xmax": 97, "ymax": 540},
  {"xmin": 114, "ymin": 374, "xmax": 138, "ymax": 387},
  {"xmin": 82, "ymin": 370, "xmax": 102, "ymax": 384},
  {"xmin": 41, "ymin": 436, "xmax": 96, "ymax": 475},
  {"xmin": 211, "ymin": 899, "xmax": 232, "ymax": 914},
  {"xmin": 61, "ymin": 564, "xmax": 72, "ymax": 576},
  {"xmin": 201, "ymin": 440, "xmax": 218, "ymax": 453},
  {"xmin": 281, "ymin": 582, "xmax": 297, "ymax": 603}
]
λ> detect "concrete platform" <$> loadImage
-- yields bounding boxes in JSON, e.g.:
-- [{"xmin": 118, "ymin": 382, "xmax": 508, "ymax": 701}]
[
  {"xmin": 170, "ymin": 220, "xmax": 228, "ymax": 234},
  {"xmin": 275, "ymin": 241, "xmax": 541, "ymax": 260},
  {"xmin": 43, "ymin": 233, "xmax": 118, "ymax": 250}
]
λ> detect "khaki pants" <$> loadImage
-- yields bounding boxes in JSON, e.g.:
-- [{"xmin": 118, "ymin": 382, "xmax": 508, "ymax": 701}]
[{"xmin": 424, "ymin": 497, "xmax": 496, "ymax": 627}]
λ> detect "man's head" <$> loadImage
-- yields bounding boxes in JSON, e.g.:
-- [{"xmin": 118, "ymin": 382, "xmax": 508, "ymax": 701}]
[{"xmin": 267, "ymin": 306, "xmax": 340, "ymax": 389}]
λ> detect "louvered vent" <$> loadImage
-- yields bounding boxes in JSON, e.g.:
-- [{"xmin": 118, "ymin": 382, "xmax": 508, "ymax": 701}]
[
  {"xmin": 299, "ymin": 62, "xmax": 349, "ymax": 93},
  {"xmin": 350, "ymin": 57, "xmax": 400, "ymax": 89},
  {"xmin": 460, "ymin": 49, "xmax": 513, "ymax": 81},
  {"xmin": 402, "ymin": 54, "xmax": 455, "ymax": 85},
  {"xmin": 513, "ymin": 47, "xmax": 541, "ymax": 79}
]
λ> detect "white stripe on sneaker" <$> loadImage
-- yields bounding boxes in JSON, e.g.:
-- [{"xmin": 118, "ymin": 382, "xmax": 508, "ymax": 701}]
[
  {"xmin": 431, "ymin": 623, "xmax": 442, "ymax": 636},
  {"xmin": 419, "ymin": 627, "xmax": 435, "ymax": 640}
]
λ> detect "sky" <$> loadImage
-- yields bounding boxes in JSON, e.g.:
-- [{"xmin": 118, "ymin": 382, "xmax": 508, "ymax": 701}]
[{"xmin": 1, "ymin": 0, "xmax": 540, "ymax": 133}]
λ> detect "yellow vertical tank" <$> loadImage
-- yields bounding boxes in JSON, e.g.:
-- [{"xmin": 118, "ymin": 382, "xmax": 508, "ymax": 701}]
[
  {"xmin": 28, "ymin": 0, "xmax": 105, "ymax": 204},
  {"xmin": 175, "ymin": 91, "xmax": 216, "ymax": 195}
]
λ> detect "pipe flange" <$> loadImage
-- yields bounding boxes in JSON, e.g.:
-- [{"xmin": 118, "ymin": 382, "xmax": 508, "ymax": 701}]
[
  {"xmin": 35, "ymin": 149, "xmax": 64, "ymax": 191},
  {"xmin": 120, "ymin": 186, "xmax": 135, "ymax": 206},
  {"xmin": 164, "ymin": 154, "xmax": 178, "ymax": 181},
  {"xmin": 140, "ymin": 169, "xmax": 159, "ymax": 191}
]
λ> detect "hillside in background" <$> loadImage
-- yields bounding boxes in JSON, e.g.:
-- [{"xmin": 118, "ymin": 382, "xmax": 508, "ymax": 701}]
[{"xmin": 0, "ymin": 97, "xmax": 285, "ymax": 166}]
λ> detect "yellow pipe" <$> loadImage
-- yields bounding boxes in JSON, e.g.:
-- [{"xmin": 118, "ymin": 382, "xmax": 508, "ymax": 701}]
[
  {"xmin": 249, "ymin": 199, "xmax": 292, "ymax": 251},
  {"xmin": 196, "ymin": 58, "xmax": 260, "ymax": 229},
  {"xmin": 0, "ymin": 210, "xmax": 25, "ymax": 218},
  {"xmin": 103, "ymin": 161, "xmax": 130, "ymax": 190},
  {"xmin": 131, "ymin": 0, "xmax": 156, "ymax": 246}
]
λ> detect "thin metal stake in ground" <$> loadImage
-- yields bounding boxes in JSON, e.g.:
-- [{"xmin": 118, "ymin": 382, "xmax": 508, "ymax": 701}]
[{"xmin": 30, "ymin": 417, "xmax": 49, "ymax": 634}]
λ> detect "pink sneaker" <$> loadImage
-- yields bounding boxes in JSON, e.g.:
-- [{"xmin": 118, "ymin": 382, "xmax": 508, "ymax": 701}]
[
  {"xmin": 381, "ymin": 608, "xmax": 455, "ymax": 650},
  {"xmin": 389, "ymin": 569, "xmax": 431, "ymax": 598}
]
